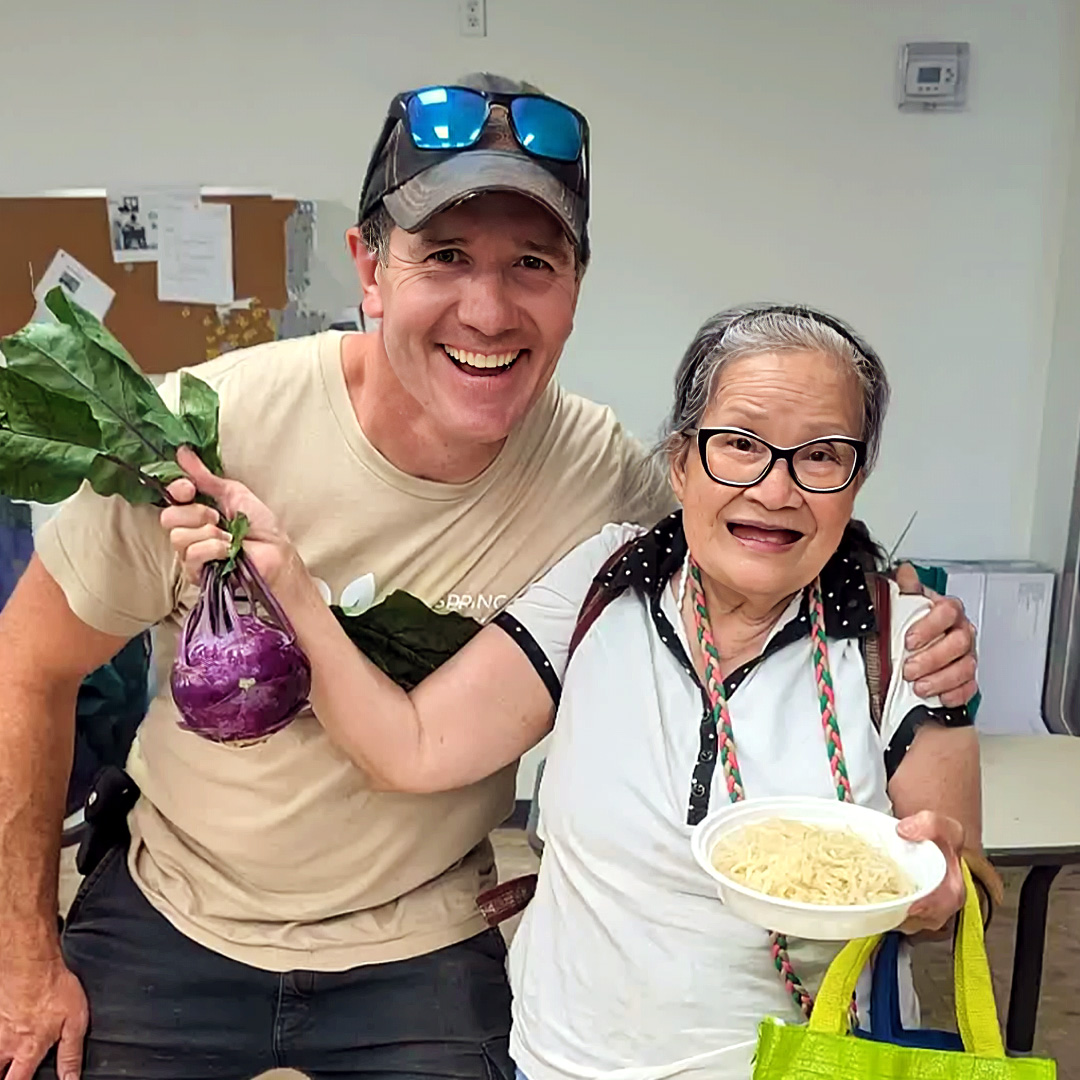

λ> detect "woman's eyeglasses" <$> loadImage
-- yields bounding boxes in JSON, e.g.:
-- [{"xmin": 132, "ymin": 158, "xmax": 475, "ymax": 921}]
[{"xmin": 691, "ymin": 427, "xmax": 866, "ymax": 494}]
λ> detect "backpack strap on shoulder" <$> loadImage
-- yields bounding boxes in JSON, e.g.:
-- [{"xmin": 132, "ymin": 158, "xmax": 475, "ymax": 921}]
[
  {"xmin": 862, "ymin": 571, "xmax": 892, "ymax": 732},
  {"xmin": 566, "ymin": 537, "xmax": 638, "ymax": 663},
  {"xmin": 478, "ymin": 536, "xmax": 639, "ymax": 928}
]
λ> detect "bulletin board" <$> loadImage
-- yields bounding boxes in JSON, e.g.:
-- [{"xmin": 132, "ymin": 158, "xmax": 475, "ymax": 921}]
[{"xmin": 0, "ymin": 193, "xmax": 296, "ymax": 374}]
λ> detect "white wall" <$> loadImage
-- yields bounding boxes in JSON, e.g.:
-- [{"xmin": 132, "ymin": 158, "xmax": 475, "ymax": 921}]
[
  {"xmin": 2, "ymin": 1, "xmax": 1078, "ymax": 791},
  {"xmin": 1032, "ymin": 72, "xmax": 1080, "ymax": 572},
  {"xmin": 2, "ymin": 0, "xmax": 1077, "ymax": 563}
]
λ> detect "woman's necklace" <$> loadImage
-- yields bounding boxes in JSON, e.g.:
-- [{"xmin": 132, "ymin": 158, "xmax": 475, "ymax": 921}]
[{"xmin": 687, "ymin": 555, "xmax": 854, "ymax": 1018}]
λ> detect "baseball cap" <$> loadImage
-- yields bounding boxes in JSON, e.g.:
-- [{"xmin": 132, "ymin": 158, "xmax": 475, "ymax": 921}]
[{"xmin": 358, "ymin": 72, "xmax": 590, "ymax": 261}]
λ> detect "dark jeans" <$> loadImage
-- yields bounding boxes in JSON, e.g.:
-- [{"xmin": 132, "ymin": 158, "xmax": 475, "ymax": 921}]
[{"xmin": 37, "ymin": 846, "xmax": 513, "ymax": 1079}]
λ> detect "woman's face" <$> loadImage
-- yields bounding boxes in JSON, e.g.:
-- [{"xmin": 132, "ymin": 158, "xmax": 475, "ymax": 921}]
[{"xmin": 671, "ymin": 349, "xmax": 865, "ymax": 605}]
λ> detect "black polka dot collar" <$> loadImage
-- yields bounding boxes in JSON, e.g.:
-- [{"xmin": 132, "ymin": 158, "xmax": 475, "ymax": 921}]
[{"xmin": 598, "ymin": 510, "xmax": 879, "ymax": 641}]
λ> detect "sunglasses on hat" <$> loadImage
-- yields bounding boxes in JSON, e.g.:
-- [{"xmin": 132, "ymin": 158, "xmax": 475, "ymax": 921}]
[
  {"xmin": 358, "ymin": 83, "xmax": 587, "ymax": 222},
  {"xmin": 393, "ymin": 85, "xmax": 586, "ymax": 162},
  {"xmin": 358, "ymin": 82, "xmax": 590, "ymax": 259}
]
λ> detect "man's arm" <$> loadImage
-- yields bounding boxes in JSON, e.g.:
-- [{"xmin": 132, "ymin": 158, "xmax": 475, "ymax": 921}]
[{"xmin": 0, "ymin": 556, "xmax": 129, "ymax": 1080}]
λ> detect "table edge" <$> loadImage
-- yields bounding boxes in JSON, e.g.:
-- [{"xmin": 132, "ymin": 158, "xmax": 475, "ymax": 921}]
[{"xmin": 986, "ymin": 848, "xmax": 1080, "ymax": 867}]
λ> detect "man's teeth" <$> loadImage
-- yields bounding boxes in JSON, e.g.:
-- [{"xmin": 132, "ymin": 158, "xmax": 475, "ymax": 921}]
[{"xmin": 444, "ymin": 346, "xmax": 520, "ymax": 369}]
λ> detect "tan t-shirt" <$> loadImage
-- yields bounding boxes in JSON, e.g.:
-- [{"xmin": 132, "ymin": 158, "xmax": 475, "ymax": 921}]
[{"xmin": 36, "ymin": 331, "xmax": 674, "ymax": 972}]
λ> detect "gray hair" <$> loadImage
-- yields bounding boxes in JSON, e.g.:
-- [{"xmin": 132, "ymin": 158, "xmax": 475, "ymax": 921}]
[
  {"xmin": 658, "ymin": 304, "xmax": 891, "ymax": 474},
  {"xmin": 360, "ymin": 203, "xmax": 395, "ymax": 265}
]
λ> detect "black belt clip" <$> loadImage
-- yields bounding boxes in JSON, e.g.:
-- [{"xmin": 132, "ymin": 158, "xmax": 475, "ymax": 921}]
[{"xmin": 74, "ymin": 765, "xmax": 141, "ymax": 876}]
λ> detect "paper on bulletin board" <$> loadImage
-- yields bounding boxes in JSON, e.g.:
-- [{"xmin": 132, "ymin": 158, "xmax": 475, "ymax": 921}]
[
  {"xmin": 32, "ymin": 249, "xmax": 115, "ymax": 321},
  {"xmin": 106, "ymin": 186, "xmax": 199, "ymax": 264},
  {"xmin": 157, "ymin": 202, "xmax": 234, "ymax": 305}
]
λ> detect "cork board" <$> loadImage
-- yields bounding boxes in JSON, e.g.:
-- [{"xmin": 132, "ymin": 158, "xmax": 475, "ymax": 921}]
[{"xmin": 0, "ymin": 194, "xmax": 295, "ymax": 374}]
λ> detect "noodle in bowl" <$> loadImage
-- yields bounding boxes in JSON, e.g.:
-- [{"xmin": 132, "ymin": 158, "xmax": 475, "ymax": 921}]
[{"xmin": 690, "ymin": 797, "xmax": 947, "ymax": 941}]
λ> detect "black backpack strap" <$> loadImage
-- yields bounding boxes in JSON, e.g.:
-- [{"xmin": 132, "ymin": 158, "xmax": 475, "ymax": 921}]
[
  {"xmin": 478, "ymin": 538, "xmax": 639, "ymax": 928},
  {"xmin": 566, "ymin": 538, "xmax": 638, "ymax": 663},
  {"xmin": 862, "ymin": 571, "xmax": 892, "ymax": 732}
]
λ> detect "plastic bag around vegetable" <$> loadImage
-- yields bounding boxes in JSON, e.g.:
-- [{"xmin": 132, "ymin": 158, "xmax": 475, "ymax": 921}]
[{"xmin": 171, "ymin": 553, "xmax": 311, "ymax": 745}]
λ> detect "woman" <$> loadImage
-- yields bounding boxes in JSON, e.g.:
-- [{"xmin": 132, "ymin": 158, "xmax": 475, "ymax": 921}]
[{"xmin": 165, "ymin": 305, "xmax": 986, "ymax": 1079}]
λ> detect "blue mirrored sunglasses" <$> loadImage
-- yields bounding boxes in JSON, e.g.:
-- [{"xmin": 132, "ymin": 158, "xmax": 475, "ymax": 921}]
[{"xmin": 401, "ymin": 86, "xmax": 585, "ymax": 162}]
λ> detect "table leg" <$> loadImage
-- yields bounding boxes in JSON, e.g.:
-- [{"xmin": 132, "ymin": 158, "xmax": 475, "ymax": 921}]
[{"xmin": 1005, "ymin": 864, "xmax": 1062, "ymax": 1054}]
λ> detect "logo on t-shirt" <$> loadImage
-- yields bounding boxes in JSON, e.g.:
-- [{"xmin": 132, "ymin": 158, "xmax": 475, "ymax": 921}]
[
  {"xmin": 309, "ymin": 574, "xmax": 506, "ymax": 621},
  {"xmin": 434, "ymin": 592, "xmax": 509, "ymax": 616},
  {"xmin": 311, "ymin": 573, "xmax": 377, "ymax": 615}
]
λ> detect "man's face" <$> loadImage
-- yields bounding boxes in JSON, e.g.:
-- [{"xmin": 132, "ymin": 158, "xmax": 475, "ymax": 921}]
[{"xmin": 356, "ymin": 192, "xmax": 580, "ymax": 445}]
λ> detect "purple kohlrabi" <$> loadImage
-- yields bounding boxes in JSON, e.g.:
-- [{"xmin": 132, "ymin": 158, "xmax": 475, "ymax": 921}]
[{"xmin": 171, "ymin": 555, "xmax": 312, "ymax": 744}]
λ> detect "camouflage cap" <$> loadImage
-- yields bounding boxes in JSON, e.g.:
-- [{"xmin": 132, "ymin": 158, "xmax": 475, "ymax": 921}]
[{"xmin": 359, "ymin": 73, "xmax": 590, "ymax": 260}]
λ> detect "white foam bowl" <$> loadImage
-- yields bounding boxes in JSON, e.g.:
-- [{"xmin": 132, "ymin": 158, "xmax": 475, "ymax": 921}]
[{"xmin": 690, "ymin": 796, "xmax": 947, "ymax": 941}]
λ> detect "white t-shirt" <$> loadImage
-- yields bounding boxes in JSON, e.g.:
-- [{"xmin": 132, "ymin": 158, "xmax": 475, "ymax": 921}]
[{"xmin": 495, "ymin": 514, "xmax": 970, "ymax": 1080}]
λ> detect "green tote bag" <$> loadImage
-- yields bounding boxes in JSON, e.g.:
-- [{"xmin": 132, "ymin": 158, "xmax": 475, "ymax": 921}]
[{"xmin": 752, "ymin": 862, "xmax": 1055, "ymax": 1079}]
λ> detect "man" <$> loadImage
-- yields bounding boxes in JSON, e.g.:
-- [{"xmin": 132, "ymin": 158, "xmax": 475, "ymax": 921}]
[{"xmin": 0, "ymin": 74, "xmax": 976, "ymax": 1080}]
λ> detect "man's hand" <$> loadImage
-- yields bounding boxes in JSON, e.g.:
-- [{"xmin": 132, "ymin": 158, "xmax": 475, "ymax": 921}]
[
  {"xmin": 895, "ymin": 562, "xmax": 978, "ymax": 709},
  {"xmin": 161, "ymin": 447, "xmax": 298, "ymax": 589},
  {"xmin": 0, "ymin": 954, "xmax": 88, "ymax": 1080}
]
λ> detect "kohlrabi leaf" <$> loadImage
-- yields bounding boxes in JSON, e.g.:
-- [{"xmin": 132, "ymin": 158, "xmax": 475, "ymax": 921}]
[
  {"xmin": 178, "ymin": 371, "xmax": 223, "ymax": 476},
  {"xmin": 141, "ymin": 459, "xmax": 188, "ymax": 487},
  {"xmin": 0, "ymin": 365, "xmax": 102, "ymax": 449},
  {"xmin": 0, "ymin": 427, "xmax": 100, "ymax": 504},
  {"xmin": 85, "ymin": 455, "xmax": 170, "ymax": 506},
  {"xmin": 330, "ymin": 590, "xmax": 482, "ymax": 691},
  {"xmin": 1, "ymin": 311, "xmax": 189, "ymax": 465},
  {"xmin": 0, "ymin": 366, "xmax": 104, "ymax": 503},
  {"xmin": 223, "ymin": 513, "xmax": 250, "ymax": 574},
  {"xmin": 45, "ymin": 286, "xmax": 141, "ymax": 371},
  {"xmin": 0, "ymin": 287, "xmax": 225, "ymax": 515}
]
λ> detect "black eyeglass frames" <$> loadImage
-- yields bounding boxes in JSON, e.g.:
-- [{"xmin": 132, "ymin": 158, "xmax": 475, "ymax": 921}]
[{"xmin": 691, "ymin": 427, "xmax": 866, "ymax": 494}]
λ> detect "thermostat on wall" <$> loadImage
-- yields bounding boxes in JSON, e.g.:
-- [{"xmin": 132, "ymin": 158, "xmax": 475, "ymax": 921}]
[{"xmin": 898, "ymin": 42, "xmax": 969, "ymax": 112}]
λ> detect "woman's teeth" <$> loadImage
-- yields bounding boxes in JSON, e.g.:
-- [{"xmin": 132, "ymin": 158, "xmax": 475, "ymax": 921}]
[
  {"xmin": 443, "ymin": 345, "xmax": 520, "ymax": 370},
  {"xmin": 728, "ymin": 523, "xmax": 803, "ymax": 546}
]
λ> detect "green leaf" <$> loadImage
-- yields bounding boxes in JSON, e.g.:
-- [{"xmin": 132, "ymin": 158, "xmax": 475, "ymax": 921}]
[
  {"xmin": 0, "ymin": 367, "xmax": 104, "ymax": 503},
  {"xmin": 0, "ymin": 291, "xmax": 223, "ymax": 515},
  {"xmin": 1, "ymin": 320, "xmax": 188, "ymax": 464},
  {"xmin": 178, "ymin": 372, "xmax": 222, "ymax": 475},
  {"xmin": 331, "ymin": 590, "xmax": 482, "ymax": 691},
  {"xmin": 141, "ymin": 459, "xmax": 188, "ymax": 487},
  {"xmin": 0, "ymin": 427, "xmax": 99, "ymax": 503},
  {"xmin": 85, "ymin": 454, "xmax": 167, "ymax": 506},
  {"xmin": 0, "ymin": 370, "xmax": 175, "ymax": 507},
  {"xmin": 0, "ymin": 366, "xmax": 102, "ymax": 450},
  {"xmin": 45, "ymin": 286, "xmax": 140, "ymax": 371},
  {"xmin": 223, "ymin": 513, "xmax": 249, "ymax": 573}
]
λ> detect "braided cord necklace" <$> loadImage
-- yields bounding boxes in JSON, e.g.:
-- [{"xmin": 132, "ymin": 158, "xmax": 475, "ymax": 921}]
[{"xmin": 687, "ymin": 557, "xmax": 853, "ymax": 1018}]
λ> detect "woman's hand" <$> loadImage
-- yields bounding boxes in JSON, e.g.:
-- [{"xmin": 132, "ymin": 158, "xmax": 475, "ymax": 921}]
[
  {"xmin": 160, "ymin": 446, "xmax": 299, "ymax": 589},
  {"xmin": 896, "ymin": 810, "xmax": 967, "ymax": 935},
  {"xmin": 895, "ymin": 563, "xmax": 978, "ymax": 709}
]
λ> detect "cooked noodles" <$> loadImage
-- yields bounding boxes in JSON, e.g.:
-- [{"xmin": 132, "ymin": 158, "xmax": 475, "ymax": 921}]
[{"xmin": 711, "ymin": 818, "xmax": 913, "ymax": 906}]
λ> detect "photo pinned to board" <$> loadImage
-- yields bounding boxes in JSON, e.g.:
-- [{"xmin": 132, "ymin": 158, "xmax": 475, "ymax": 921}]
[
  {"xmin": 32, "ymin": 250, "xmax": 115, "ymax": 322},
  {"xmin": 106, "ymin": 186, "xmax": 199, "ymax": 263}
]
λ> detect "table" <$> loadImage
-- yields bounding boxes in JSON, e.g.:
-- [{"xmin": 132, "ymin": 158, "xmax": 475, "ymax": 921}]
[{"xmin": 980, "ymin": 733, "xmax": 1080, "ymax": 1054}]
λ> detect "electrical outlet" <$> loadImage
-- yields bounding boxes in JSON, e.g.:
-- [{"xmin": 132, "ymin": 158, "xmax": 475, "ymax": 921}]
[{"xmin": 460, "ymin": 0, "xmax": 486, "ymax": 37}]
